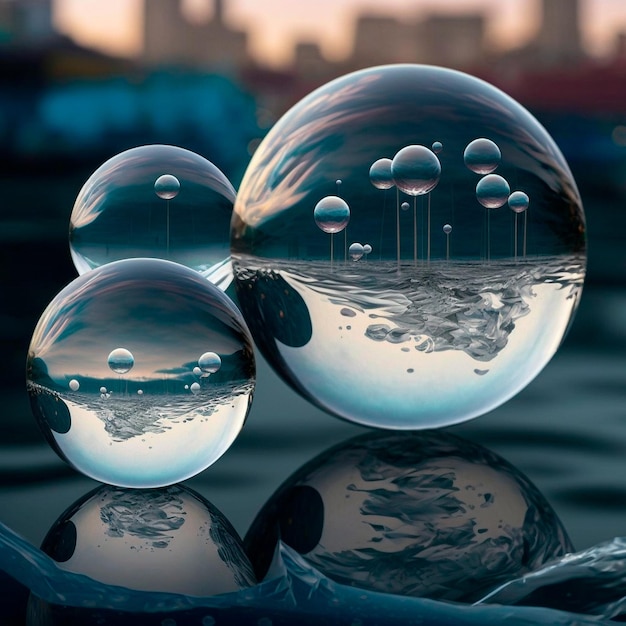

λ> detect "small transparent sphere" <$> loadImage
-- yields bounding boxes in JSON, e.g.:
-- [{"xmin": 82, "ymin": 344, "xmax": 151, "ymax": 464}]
[
  {"xmin": 443, "ymin": 224, "xmax": 452, "ymax": 235},
  {"xmin": 476, "ymin": 173, "xmax": 511, "ymax": 208},
  {"xmin": 400, "ymin": 201, "xmax": 410, "ymax": 211},
  {"xmin": 369, "ymin": 157, "xmax": 394, "ymax": 190},
  {"xmin": 509, "ymin": 190, "xmax": 530, "ymax": 213},
  {"xmin": 391, "ymin": 144, "xmax": 441, "ymax": 196},
  {"xmin": 432, "ymin": 140, "xmax": 443, "ymax": 154},
  {"xmin": 464, "ymin": 137, "xmax": 502, "ymax": 174},
  {"xmin": 69, "ymin": 144, "xmax": 236, "ymax": 288},
  {"xmin": 313, "ymin": 195, "xmax": 350, "ymax": 233},
  {"xmin": 363, "ymin": 243, "xmax": 373, "ymax": 255},
  {"xmin": 26, "ymin": 258, "xmax": 255, "ymax": 488},
  {"xmin": 231, "ymin": 64, "xmax": 586, "ymax": 429}
]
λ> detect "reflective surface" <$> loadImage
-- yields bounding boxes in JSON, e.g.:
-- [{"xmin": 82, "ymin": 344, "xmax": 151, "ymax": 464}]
[
  {"xmin": 26, "ymin": 258, "xmax": 255, "ymax": 488},
  {"xmin": 70, "ymin": 144, "xmax": 236, "ymax": 288},
  {"xmin": 244, "ymin": 429, "xmax": 572, "ymax": 602},
  {"xmin": 231, "ymin": 64, "xmax": 586, "ymax": 429},
  {"xmin": 26, "ymin": 484, "xmax": 255, "ymax": 625}
]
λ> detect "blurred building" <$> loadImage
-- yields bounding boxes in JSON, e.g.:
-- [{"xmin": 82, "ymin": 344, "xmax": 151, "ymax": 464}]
[
  {"xmin": 143, "ymin": 0, "xmax": 250, "ymax": 74},
  {"xmin": 0, "ymin": 0, "xmax": 54, "ymax": 43}
]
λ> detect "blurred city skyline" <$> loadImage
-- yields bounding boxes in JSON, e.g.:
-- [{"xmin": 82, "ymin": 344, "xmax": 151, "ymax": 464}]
[{"xmin": 53, "ymin": 0, "xmax": 626, "ymax": 67}]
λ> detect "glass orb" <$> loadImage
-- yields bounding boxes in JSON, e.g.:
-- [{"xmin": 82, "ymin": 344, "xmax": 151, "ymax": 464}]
[
  {"xmin": 231, "ymin": 63, "xmax": 586, "ymax": 429},
  {"xmin": 69, "ymin": 144, "xmax": 236, "ymax": 288},
  {"xmin": 313, "ymin": 195, "xmax": 350, "ymax": 233},
  {"xmin": 26, "ymin": 258, "xmax": 255, "ymax": 488},
  {"xmin": 476, "ymin": 173, "xmax": 511, "ymax": 208},
  {"xmin": 244, "ymin": 429, "xmax": 573, "ymax": 602},
  {"xmin": 391, "ymin": 144, "xmax": 441, "ymax": 196},
  {"xmin": 464, "ymin": 137, "xmax": 502, "ymax": 174}
]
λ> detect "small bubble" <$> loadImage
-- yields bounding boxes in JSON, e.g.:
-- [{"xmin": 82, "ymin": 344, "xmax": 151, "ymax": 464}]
[
  {"xmin": 508, "ymin": 190, "xmax": 529, "ymax": 213},
  {"xmin": 431, "ymin": 140, "xmax": 443, "ymax": 154},
  {"xmin": 391, "ymin": 144, "xmax": 441, "ymax": 196},
  {"xmin": 369, "ymin": 157, "xmax": 394, "ymax": 189},
  {"xmin": 401, "ymin": 201, "xmax": 410, "ymax": 211},
  {"xmin": 190, "ymin": 382, "xmax": 201, "ymax": 395},
  {"xmin": 314, "ymin": 195, "xmax": 350, "ymax": 233},
  {"xmin": 198, "ymin": 351, "xmax": 221, "ymax": 376},
  {"xmin": 154, "ymin": 174, "xmax": 180, "ymax": 200},
  {"xmin": 464, "ymin": 138, "xmax": 501, "ymax": 174},
  {"xmin": 349, "ymin": 242, "xmax": 364, "ymax": 260},
  {"xmin": 107, "ymin": 347, "xmax": 134, "ymax": 375},
  {"xmin": 69, "ymin": 379, "xmax": 79, "ymax": 391},
  {"xmin": 476, "ymin": 174, "xmax": 510, "ymax": 208},
  {"xmin": 443, "ymin": 224, "xmax": 452, "ymax": 235}
]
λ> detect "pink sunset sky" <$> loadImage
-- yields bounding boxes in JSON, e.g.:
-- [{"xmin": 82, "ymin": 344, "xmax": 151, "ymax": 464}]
[{"xmin": 53, "ymin": 0, "xmax": 626, "ymax": 67}]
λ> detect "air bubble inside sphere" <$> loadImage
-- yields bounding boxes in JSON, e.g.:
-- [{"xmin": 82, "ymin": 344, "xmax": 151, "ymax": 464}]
[
  {"xmin": 231, "ymin": 64, "xmax": 586, "ymax": 429},
  {"xmin": 369, "ymin": 157, "xmax": 394, "ymax": 190},
  {"xmin": 107, "ymin": 347, "xmax": 134, "ymax": 375},
  {"xmin": 26, "ymin": 258, "xmax": 255, "ymax": 488},
  {"xmin": 464, "ymin": 137, "xmax": 502, "ymax": 174},
  {"xmin": 69, "ymin": 144, "xmax": 236, "ymax": 288},
  {"xmin": 509, "ymin": 190, "xmax": 530, "ymax": 213},
  {"xmin": 244, "ymin": 430, "xmax": 573, "ymax": 602},
  {"xmin": 198, "ymin": 351, "xmax": 222, "ymax": 375},
  {"xmin": 476, "ymin": 173, "xmax": 511, "ymax": 208},
  {"xmin": 313, "ymin": 195, "xmax": 350, "ymax": 233},
  {"xmin": 391, "ymin": 144, "xmax": 441, "ymax": 195},
  {"xmin": 154, "ymin": 173, "xmax": 180, "ymax": 200}
]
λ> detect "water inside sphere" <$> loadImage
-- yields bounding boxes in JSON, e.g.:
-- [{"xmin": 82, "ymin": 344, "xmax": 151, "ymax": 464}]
[
  {"xmin": 464, "ymin": 138, "xmax": 502, "ymax": 174},
  {"xmin": 313, "ymin": 195, "xmax": 350, "ymax": 233},
  {"xmin": 154, "ymin": 174, "xmax": 180, "ymax": 200},
  {"xmin": 107, "ymin": 348, "xmax": 134, "ymax": 375},
  {"xmin": 231, "ymin": 63, "xmax": 586, "ymax": 429},
  {"xmin": 26, "ymin": 258, "xmax": 255, "ymax": 487},
  {"xmin": 369, "ymin": 158, "xmax": 394, "ymax": 190},
  {"xmin": 509, "ymin": 190, "xmax": 530, "ymax": 213},
  {"xmin": 69, "ymin": 144, "xmax": 236, "ymax": 289},
  {"xmin": 391, "ymin": 144, "xmax": 441, "ymax": 195},
  {"xmin": 476, "ymin": 174, "xmax": 511, "ymax": 208}
]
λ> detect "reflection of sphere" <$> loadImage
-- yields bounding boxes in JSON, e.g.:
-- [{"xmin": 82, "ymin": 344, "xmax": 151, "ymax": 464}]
[
  {"xmin": 27, "ymin": 484, "xmax": 256, "ymax": 624},
  {"xmin": 26, "ymin": 258, "xmax": 255, "ymax": 488},
  {"xmin": 232, "ymin": 64, "xmax": 586, "ymax": 429},
  {"xmin": 245, "ymin": 430, "xmax": 573, "ymax": 603},
  {"xmin": 313, "ymin": 195, "xmax": 350, "ymax": 233},
  {"xmin": 69, "ymin": 144, "xmax": 236, "ymax": 288}
]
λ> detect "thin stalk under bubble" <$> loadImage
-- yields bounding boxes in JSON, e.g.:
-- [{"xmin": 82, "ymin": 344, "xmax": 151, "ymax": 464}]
[
  {"xmin": 166, "ymin": 199, "xmax": 170, "ymax": 258},
  {"xmin": 426, "ymin": 193, "xmax": 430, "ymax": 265},
  {"xmin": 379, "ymin": 188, "xmax": 387, "ymax": 261},
  {"xmin": 523, "ymin": 210, "xmax": 528, "ymax": 257},
  {"xmin": 396, "ymin": 187, "xmax": 400, "ymax": 270},
  {"xmin": 413, "ymin": 196, "xmax": 417, "ymax": 266}
]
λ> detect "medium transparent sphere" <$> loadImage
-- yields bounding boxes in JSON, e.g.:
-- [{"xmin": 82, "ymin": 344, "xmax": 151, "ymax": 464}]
[
  {"xmin": 69, "ymin": 144, "xmax": 236, "ymax": 288},
  {"xmin": 26, "ymin": 258, "xmax": 255, "ymax": 487},
  {"xmin": 231, "ymin": 64, "xmax": 586, "ymax": 429}
]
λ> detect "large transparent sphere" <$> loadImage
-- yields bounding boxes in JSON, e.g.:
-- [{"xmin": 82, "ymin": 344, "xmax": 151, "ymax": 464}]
[
  {"xmin": 231, "ymin": 64, "xmax": 586, "ymax": 429},
  {"xmin": 26, "ymin": 258, "xmax": 255, "ymax": 487},
  {"xmin": 69, "ymin": 144, "xmax": 236, "ymax": 288},
  {"xmin": 244, "ymin": 430, "xmax": 573, "ymax": 602}
]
